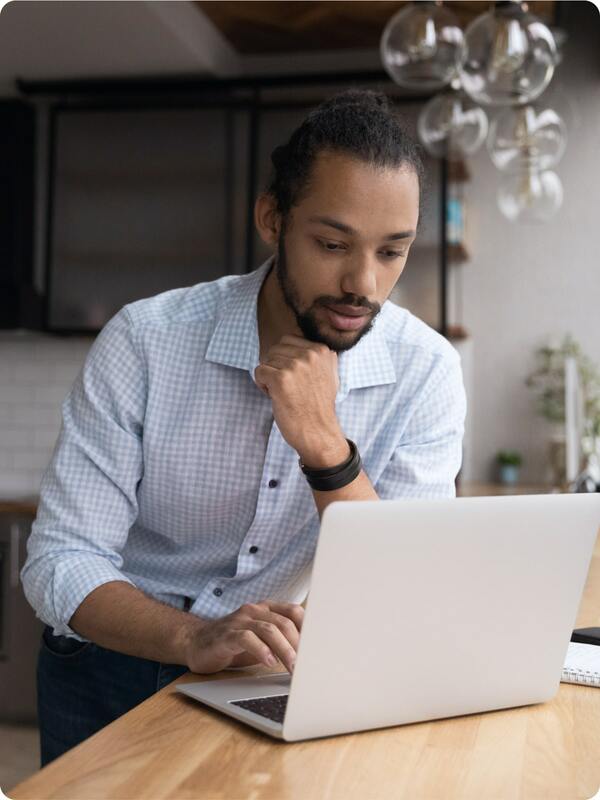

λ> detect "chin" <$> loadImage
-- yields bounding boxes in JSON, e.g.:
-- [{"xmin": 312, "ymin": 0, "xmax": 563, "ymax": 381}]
[
  {"xmin": 318, "ymin": 326, "xmax": 366, "ymax": 353},
  {"xmin": 297, "ymin": 310, "xmax": 374, "ymax": 353}
]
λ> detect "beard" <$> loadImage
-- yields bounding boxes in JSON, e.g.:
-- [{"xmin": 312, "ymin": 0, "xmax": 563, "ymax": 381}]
[{"xmin": 274, "ymin": 227, "xmax": 381, "ymax": 354}]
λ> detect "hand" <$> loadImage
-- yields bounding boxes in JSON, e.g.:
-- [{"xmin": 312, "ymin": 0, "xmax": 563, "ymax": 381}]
[
  {"xmin": 254, "ymin": 334, "xmax": 346, "ymax": 464},
  {"xmin": 182, "ymin": 600, "xmax": 304, "ymax": 674}
]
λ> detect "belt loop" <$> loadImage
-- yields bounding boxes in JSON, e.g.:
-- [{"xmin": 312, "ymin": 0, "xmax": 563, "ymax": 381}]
[{"xmin": 183, "ymin": 596, "xmax": 192, "ymax": 612}]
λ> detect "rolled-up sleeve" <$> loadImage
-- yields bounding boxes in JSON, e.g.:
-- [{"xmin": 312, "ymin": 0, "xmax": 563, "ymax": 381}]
[
  {"xmin": 376, "ymin": 350, "xmax": 467, "ymax": 500},
  {"xmin": 20, "ymin": 306, "xmax": 146, "ymax": 639}
]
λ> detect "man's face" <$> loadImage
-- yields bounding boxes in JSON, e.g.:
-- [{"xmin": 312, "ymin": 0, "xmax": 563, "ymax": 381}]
[{"xmin": 272, "ymin": 150, "xmax": 420, "ymax": 353}]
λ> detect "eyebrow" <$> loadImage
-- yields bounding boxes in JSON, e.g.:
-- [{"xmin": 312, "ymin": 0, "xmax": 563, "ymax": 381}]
[{"xmin": 308, "ymin": 215, "xmax": 416, "ymax": 241}]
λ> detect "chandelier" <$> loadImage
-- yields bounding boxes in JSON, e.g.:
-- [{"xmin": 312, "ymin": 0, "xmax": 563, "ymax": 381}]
[{"xmin": 381, "ymin": 0, "xmax": 567, "ymax": 223}]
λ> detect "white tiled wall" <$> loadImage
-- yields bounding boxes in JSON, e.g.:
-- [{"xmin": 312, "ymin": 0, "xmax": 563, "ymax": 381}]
[{"xmin": 0, "ymin": 330, "xmax": 94, "ymax": 499}]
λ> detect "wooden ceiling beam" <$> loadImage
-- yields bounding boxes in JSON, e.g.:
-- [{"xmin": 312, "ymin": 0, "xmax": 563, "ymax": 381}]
[{"xmin": 196, "ymin": 1, "xmax": 557, "ymax": 55}]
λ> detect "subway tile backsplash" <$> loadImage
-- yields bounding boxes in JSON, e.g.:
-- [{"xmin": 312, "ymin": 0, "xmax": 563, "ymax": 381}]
[{"xmin": 0, "ymin": 330, "xmax": 94, "ymax": 499}]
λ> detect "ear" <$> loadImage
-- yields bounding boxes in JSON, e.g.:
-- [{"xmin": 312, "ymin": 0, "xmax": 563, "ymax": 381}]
[{"xmin": 254, "ymin": 193, "xmax": 281, "ymax": 250}]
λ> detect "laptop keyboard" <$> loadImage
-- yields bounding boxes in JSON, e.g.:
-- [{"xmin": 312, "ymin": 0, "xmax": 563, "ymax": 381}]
[{"xmin": 230, "ymin": 694, "xmax": 289, "ymax": 724}]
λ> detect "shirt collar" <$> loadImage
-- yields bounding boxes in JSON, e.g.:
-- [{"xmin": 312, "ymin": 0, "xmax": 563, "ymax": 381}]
[
  {"xmin": 337, "ymin": 307, "xmax": 396, "ymax": 398},
  {"xmin": 205, "ymin": 254, "xmax": 397, "ymax": 398},
  {"xmin": 205, "ymin": 255, "xmax": 273, "ymax": 378}
]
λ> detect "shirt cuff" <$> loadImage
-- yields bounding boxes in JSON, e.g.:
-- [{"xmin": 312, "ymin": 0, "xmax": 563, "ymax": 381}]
[{"xmin": 48, "ymin": 555, "xmax": 135, "ymax": 640}]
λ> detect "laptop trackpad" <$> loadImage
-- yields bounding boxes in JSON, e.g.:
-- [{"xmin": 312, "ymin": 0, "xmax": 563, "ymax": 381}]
[
  {"xmin": 227, "ymin": 671, "xmax": 291, "ymax": 697},
  {"xmin": 255, "ymin": 672, "xmax": 291, "ymax": 689}
]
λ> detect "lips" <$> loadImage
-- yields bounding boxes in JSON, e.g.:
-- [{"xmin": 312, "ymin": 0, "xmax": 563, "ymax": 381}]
[
  {"xmin": 324, "ymin": 305, "xmax": 370, "ymax": 331},
  {"xmin": 326, "ymin": 304, "xmax": 371, "ymax": 317}
]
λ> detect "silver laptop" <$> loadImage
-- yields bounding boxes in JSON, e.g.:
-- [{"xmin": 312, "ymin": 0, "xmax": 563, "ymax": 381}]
[{"xmin": 177, "ymin": 493, "xmax": 600, "ymax": 741}]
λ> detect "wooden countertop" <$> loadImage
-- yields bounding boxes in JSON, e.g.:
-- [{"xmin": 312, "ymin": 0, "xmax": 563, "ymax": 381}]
[
  {"xmin": 457, "ymin": 482, "xmax": 556, "ymax": 497},
  {"xmin": 10, "ymin": 530, "xmax": 600, "ymax": 799},
  {"xmin": 0, "ymin": 499, "xmax": 38, "ymax": 516}
]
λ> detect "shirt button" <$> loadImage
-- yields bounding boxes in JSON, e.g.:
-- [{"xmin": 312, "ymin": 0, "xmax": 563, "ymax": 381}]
[
  {"xmin": 213, "ymin": 587, "xmax": 223, "ymax": 597},
  {"xmin": 249, "ymin": 545, "xmax": 259, "ymax": 554},
  {"xmin": 268, "ymin": 479, "xmax": 279, "ymax": 488}
]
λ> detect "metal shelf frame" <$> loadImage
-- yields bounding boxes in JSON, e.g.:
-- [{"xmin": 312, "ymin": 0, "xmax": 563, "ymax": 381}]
[{"xmin": 17, "ymin": 71, "xmax": 450, "ymax": 337}]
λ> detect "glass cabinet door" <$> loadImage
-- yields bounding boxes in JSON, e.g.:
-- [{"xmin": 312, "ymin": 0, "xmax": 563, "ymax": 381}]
[
  {"xmin": 48, "ymin": 93, "xmax": 442, "ymax": 333},
  {"xmin": 50, "ymin": 108, "xmax": 231, "ymax": 330}
]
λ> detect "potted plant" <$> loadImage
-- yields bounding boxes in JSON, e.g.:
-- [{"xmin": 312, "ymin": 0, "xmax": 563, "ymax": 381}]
[
  {"xmin": 525, "ymin": 334, "xmax": 600, "ymax": 487},
  {"xmin": 496, "ymin": 450, "xmax": 523, "ymax": 485}
]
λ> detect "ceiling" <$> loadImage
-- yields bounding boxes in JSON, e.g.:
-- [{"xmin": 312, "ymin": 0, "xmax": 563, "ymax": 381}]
[
  {"xmin": 0, "ymin": 1, "xmax": 559, "ymax": 89},
  {"xmin": 196, "ymin": 1, "xmax": 557, "ymax": 55}
]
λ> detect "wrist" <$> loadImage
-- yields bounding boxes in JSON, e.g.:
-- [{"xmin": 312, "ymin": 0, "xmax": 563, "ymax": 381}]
[
  {"xmin": 171, "ymin": 613, "xmax": 206, "ymax": 666},
  {"xmin": 299, "ymin": 437, "xmax": 362, "ymax": 493},
  {"xmin": 298, "ymin": 432, "xmax": 350, "ymax": 470}
]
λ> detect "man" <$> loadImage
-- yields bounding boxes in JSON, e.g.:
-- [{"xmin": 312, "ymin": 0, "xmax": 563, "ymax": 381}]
[{"xmin": 22, "ymin": 88, "xmax": 466, "ymax": 765}]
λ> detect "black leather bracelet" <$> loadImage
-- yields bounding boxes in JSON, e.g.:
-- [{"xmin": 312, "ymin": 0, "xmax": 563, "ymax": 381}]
[{"xmin": 298, "ymin": 438, "xmax": 362, "ymax": 492}]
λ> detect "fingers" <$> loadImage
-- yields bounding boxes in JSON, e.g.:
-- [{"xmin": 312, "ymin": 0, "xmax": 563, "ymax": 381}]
[
  {"xmin": 266, "ymin": 613, "xmax": 300, "ymax": 652},
  {"xmin": 265, "ymin": 344, "xmax": 326, "ymax": 364},
  {"xmin": 246, "ymin": 601, "xmax": 304, "ymax": 643},
  {"xmin": 254, "ymin": 364, "xmax": 278, "ymax": 385},
  {"xmin": 229, "ymin": 650, "xmax": 264, "ymax": 668},
  {"xmin": 266, "ymin": 602, "xmax": 305, "ymax": 632},
  {"xmin": 279, "ymin": 335, "xmax": 328, "ymax": 352},
  {"xmin": 253, "ymin": 367, "xmax": 270, "ymax": 396},
  {"xmin": 262, "ymin": 355, "xmax": 296, "ymax": 371},
  {"xmin": 227, "ymin": 629, "xmax": 280, "ymax": 669},
  {"xmin": 247, "ymin": 619, "xmax": 297, "ymax": 673},
  {"xmin": 263, "ymin": 344, "xmax": 309, "ymax": 360},
  {"xmin": 235, "ymin": 602, "xmax": 305, "ymax": 673},
  {"xmin": 188, "ymin": 601, "xmax": 306, "ymax": 674}
]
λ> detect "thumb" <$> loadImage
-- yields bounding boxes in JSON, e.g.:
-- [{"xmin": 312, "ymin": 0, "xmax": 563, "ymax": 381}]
[
  {"xmin": 254, "ymin": 365, "xmax": 270, "ymax": 396},
  {"xmin": 229, "ymin": 651, "xmax": 263, "ymax": 667}
]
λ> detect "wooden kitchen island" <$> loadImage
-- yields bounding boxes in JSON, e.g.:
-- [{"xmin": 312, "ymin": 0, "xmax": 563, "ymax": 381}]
[
  {"xmin": 9, "ymin": 525, "xmax": 600, "ymax": 800},
  {"xmin": 7, "ymin": 483, "xmax": 600, "ymax": 799}
]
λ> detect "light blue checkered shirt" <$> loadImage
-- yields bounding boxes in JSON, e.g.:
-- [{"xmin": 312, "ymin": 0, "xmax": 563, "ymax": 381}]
[{"xmin": 22, "ymin": 254, "xmax": 466, "ymax": 640}]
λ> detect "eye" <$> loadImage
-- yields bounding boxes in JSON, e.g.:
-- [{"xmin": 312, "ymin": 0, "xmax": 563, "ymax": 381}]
[
  {"xmin": 317, "ymin": 239, "xmax": 346, "ymax": 252},
  {"xmin": 315, "ymin": 239, "xmax": 407, "ymax": 259},
  {"xmin": 382, "ymin": 250, "xmax": 407, "ymax": 259}
]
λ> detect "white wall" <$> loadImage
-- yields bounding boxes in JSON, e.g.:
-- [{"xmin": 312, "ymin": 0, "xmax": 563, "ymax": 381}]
[
  {"xmin": 0, "ymin": 332, "xmax": 92, "ymax": 499},
  {"xmin": 459, "ymin": 1, "xmax": 600, "ymax": 483},
  {"xmin": 0, "ymin": 1, "xmax": 240, "ymax": 82}
]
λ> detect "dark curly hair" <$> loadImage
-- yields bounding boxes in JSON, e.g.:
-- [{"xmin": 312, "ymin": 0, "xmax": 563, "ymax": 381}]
[{"xmin": 263, "ymin": 87, "xmax": 426, "ymax": 226}]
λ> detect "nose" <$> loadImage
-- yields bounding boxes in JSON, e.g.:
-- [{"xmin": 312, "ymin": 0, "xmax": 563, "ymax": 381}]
[{"xmin": 340, "ymin": 253, "xmax": 377, "ymax": 301}]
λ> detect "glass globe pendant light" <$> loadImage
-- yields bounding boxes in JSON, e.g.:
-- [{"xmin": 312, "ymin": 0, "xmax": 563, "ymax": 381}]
[
  {"xmin": 487, "ymin": 104, "xmax": 567, "ymax": 172},
  {"xmin": 418, "ymin": 78, "xmax": 489, "ymax": 158},
  {"xmin": 380, "ymin": 1, "xmax": 464, "ymax": 91},
  {"xmin": 458, "ymin": 1, "xmax": 557, "ymax": 106},
  {"xmin": 497, "ymin": 167, "xmax": 563, "ymax": 222}
]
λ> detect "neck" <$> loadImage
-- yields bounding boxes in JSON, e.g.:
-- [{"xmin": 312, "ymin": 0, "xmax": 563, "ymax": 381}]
[{"xmin": 257, "ymin": 256, "xmax": 302, "ymax": 359}]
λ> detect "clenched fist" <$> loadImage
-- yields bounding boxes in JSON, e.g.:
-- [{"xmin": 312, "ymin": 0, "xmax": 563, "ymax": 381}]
[{"xmin": 254, "ymin": 334, "xmax": 348, "ymax": 466}]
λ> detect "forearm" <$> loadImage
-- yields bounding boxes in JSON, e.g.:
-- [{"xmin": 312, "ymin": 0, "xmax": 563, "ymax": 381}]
[
  {"xmin": 69, "ymin": 580, "xmax": 205, "ymax": 665},
  {"xmin": 310, "ymin": 468, "xmax": 379, "ymax": 519},
  {"xmin": 299, "ymin": 432, "xmax": 379, "ymax": 519}
]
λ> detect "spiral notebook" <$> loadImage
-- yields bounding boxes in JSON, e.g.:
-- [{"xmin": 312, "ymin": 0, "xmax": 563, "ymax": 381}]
[{"xmin": 561, "ymin": 642, "xmax": 600, "ymax": 687}]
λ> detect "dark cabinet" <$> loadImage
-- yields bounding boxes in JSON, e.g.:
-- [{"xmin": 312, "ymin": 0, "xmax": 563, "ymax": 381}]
[
  {"xmin": 48, "ymin": 107, "xmax": 247, "ymax": 330},
  {"xmin": 9, "ymin": 77, "xmax": 449, "ymax": 334},
  {"xmin": 0, "ymin": 101, "xmax": 40, "ymax": 330},
  {"xmin": 0, "ymin": 512, "xmax": 43, "ymax": 723}
]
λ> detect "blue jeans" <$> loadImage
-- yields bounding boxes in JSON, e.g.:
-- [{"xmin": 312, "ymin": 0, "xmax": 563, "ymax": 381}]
[{"xmin": 37, "ymin": 625, "xmax": 188, "ymax": 766}]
